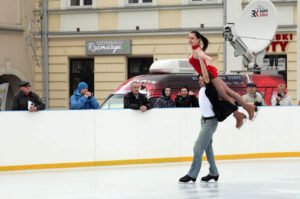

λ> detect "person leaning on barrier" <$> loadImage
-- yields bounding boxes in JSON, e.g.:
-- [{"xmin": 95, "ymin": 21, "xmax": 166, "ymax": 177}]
[
  {"xmin": 271, "ymin": 84, "xmax": 292, "ymax": 106},
  {"xmin": 11, "ymin": 81, "xmax": 45, "ymax": 112},
  {"xmin": 124, "ymin": 82, "xmax": 152, "ymax": 112},
  {"xmin": 175, "ymin": 86, "xmax": 199, "ymax": 107},
  {"xmin": 242, "ymin": 83, "xmax": 266, "ymax": 106},
  {"xmin": 70, "ymin": 82, "xmax": 99, "ymax": 109},
  {"xmin": 155, "ymin": 86, "xmax": 175, "ymax": 108}
]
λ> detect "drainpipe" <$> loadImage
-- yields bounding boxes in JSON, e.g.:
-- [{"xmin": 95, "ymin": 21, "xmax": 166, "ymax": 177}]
[
  {"xmin": 297, "ymin": 1, "xmax": 300, "ymax": 104},
  {"xmin": 41, "ymin": 0, "xmax": 49, "ymax": 108},
  {"xmin": 44, "ymin": 0, "xmax": 49, "ymax": 109},
  {"xmin": 223, "ymin": 0, "xmax": 227, "ymax": 73}
]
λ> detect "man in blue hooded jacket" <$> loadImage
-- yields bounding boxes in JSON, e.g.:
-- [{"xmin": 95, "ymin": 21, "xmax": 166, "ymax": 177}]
[{"xmin": 70, "ymin": 82, "xmax": 99, "ymax": 109}]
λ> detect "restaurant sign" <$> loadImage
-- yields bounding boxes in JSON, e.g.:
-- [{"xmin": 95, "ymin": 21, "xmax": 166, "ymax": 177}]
[{"xmin": 86, "ymin": 40, "xmax": 131, "ymax": 55}]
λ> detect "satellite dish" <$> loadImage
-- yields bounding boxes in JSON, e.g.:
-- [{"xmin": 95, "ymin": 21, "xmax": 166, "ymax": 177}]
[
  {"xmin": 236, "ymin": 0, "xmax": 278, "ymax": 54},
  {"xmin": 223, "ymin": 0, "xmax": 278, "ymax": 68}
]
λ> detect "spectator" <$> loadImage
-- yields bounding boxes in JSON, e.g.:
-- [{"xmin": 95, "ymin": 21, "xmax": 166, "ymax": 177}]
[
  {"xmin": 70, "ymin": 82, "xmax": 99, "ymax": 109},
  {"xmin": 155, "ymin": 86, "xmax": 175, "ymax": 108},
  {"xmin": 124, "ymin": 82, "xmax": 152, "ymax": 112},
  {"xmin": 175, "ymin": 86, "xmax": 199, "ymax": 107},
  {"xmin": 242, "ymin": 83, "xmax": 266, "ymax": 106},
  {"xmin": 272, "ymin": 84, "xmax": 292, "ymax": 106},
  {"xmin": 12, "ymin": 81, "xmax": 45, "ymax": 112}
]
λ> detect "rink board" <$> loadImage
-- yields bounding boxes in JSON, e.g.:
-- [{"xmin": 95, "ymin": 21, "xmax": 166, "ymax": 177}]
[{"xmin": 0, "ymin": 107, "xmax": 299, "ymax": 171}]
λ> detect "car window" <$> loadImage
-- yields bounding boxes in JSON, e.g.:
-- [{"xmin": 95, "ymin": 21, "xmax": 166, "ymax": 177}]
[{"xmin": 100, "ymin": 94, "xmax": 125, "ymax": 109}]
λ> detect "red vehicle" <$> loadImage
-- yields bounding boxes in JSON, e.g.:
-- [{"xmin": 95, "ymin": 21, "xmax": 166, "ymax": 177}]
[{"xmin": 100, "ymin": 59, "xmax": 286, "ymax": 109}]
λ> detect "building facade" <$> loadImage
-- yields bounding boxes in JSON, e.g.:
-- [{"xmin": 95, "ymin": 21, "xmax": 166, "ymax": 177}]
[
  {"xmin": 0, "ymin": 0, "xmax": 35, "ymax": 110},
  {"xmin": 33, "ymin": 0, "xmax": 297, "ymax": 109}
]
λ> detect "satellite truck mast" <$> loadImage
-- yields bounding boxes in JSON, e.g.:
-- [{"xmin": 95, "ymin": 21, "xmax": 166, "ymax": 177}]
[{"xmin": 223, "ymin": 0, "xmax": 278, "ymax": 70}]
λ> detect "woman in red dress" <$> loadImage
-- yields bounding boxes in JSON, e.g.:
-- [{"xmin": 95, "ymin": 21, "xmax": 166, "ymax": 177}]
[{"xmin": 188, "ymin": 31, "xmax": 255, "ymax": 120}]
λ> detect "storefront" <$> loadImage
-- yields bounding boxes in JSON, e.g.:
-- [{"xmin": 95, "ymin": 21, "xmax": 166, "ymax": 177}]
[
  {"xmin": 33, "ymin": 0, "xmax": 297, "ymax": 109},
  {"xmin": 264, "ymin": 32, "xmax": 297, "ymax": 99},
  {"xmin": 40, "ymin": 34, "xmax": 224, "ymax": 109}
]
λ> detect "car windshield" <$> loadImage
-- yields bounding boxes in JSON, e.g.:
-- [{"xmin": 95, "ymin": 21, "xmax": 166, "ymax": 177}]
[{"xmin": 100, "ymin": 94, "xmax": 125, "ymax": 109}]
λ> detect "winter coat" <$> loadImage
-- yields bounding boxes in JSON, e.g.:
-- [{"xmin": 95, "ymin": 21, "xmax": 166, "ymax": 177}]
[
  {"xmin": 271, "ymin": 94, "xmax": 292, "ymax": 106},
  {"xmin": 242, "ymin": 93, "xmax": 266, "ymax": 105},
  {"xmin": 175, "ymin": 95, "xmax": 199, "ymax": 107},
  {"xmin": 124, "ymin": 92, "xmax": 152, "ymax": 110},
  {"xmin": 12, "ymin": 90, "xmax": 45, "ymax": 111},
  {"xmin": 155, "ymin": 95, "xmax": 175, "ymax": 108},
  {"xmin": 70, "ymin": 90, "xmax": 99, "ymax": 109}
]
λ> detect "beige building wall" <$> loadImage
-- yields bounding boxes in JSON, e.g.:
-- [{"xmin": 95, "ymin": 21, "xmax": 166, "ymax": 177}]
[
  {"xmin": 157, "ymin": 0, "xmax": 182, "ymax": 6},
  {"xmin": 0, "ymin": 0, "xmax": 34, "ymax": 80},
  {"xmin": 48, "ymin": 0, "xmax": 61, "ymax": 9},
  {"xmin": 159, "ymin": 10, "xmax": 181, "ymax": 29},
  {"xmin": 286, "ymin": 33, "xmax": 297, "ymax": 104},
  {"xmin": 98, "ymin": 12, "xmax": 118, "ymax": 31},
  {"xmin": 34, "ymin": 34, "xmax": 223, "ymax": 109},
  {"xmin": 0, "ymin": 0, "xmax": 35, "ymax": 109},
  {"xmin": 294, "ymin": 4, "xmax": 297, "ymax": 24},
  {"xmin": 32, "ymin": 0, "xmax": 298, "ymax": 108},
  {"xmin": 98, "ymin": 0, "xmax": 118, "ymax": 8},
  {"xmin": 48, "ymin": 14, "xmax": 61, "ymax": 32},
  {"xmin": 34, "ymin": 0, "xmax": 54, "ymax": 10}
]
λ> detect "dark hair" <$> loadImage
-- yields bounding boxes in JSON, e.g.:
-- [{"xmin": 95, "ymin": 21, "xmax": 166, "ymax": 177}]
[
  {"xmin": 190, "ymin": 30, "xmax": 209, "ymax": 52},
  {"xmin": 180, "ymin": 85, "xmax": 190, "ymax": 92},
  {"xmin": 162, "ymin": 86, "xmax": 171, "ymax": 96}
]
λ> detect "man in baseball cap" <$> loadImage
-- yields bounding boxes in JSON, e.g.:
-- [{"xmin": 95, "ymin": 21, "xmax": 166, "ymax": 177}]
[{"xmin": 242, "ymin": 83, "xmax": 266, "ymax": 106}]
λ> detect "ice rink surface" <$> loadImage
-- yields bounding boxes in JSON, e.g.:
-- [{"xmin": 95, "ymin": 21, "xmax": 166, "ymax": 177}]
[{"xmin": 0, "ymin": 158, "xmax": 300, "ymax": 199}]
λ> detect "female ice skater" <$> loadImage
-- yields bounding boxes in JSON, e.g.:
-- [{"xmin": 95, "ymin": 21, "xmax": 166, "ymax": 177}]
[{"xmin": 188, "ymin": 31, "xmax": 256, "ymax": 120}]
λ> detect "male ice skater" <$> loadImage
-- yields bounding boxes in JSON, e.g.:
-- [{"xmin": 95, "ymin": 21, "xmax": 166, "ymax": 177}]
[
  {"xmin": 179, "ymin": 74, "xmax": 220, "ymax": 183},
  {"xmin": 179, "ymin": 58, "xmax": 246, "ymax": 183}
]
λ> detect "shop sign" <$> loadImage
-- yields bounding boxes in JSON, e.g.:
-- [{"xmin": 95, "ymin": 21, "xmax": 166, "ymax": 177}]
[
  {"xmin": 86, "ymin": 40, "xmax": 131, "ymax": 55},
  {"xmin": 266, "ymin": 33, "xmax": 293, "ymax": 52}
]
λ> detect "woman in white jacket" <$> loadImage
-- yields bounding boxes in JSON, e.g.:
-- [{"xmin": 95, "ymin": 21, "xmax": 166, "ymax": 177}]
[{"xmin": 272, "ymin": 84, "xmax": 292, "ymax": 106}]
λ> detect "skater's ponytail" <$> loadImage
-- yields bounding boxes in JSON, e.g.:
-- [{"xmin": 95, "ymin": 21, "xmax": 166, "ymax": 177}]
[{"xmin": 190, "ymin": 31, "xmax": 209, "ymax": 52}]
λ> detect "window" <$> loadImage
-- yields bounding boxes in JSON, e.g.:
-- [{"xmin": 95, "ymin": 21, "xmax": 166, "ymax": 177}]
[
  {"xmin": 263, "ymin": 55, "xmax": 287, "ymax": 82},
  {"xmin": 84, "ymin": 0, "xmax": 92, "ymax": 5},
  {"xmin": 69, "ymin": 59, "xmax": 94, "ymax": 97},
  {"xmin": 69, "ymin": 0, "xmax": 93, "ymax": 7},
  {"xmin": 125, "ymin": 0, "xmax": 156, "ymax": 6},
  {"xmin": 71, "ymin": 0, "xmax": 80, "ymax": 6},
  {"xmin": 127, "ymin": 57, "xmax": 153, "ymax": 79},
  {"xmin": 100, "ymin": 94, "xmax": 125, "ymax": 109}
]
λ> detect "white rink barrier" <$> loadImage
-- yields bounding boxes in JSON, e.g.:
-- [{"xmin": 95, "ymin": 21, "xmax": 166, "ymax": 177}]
[{"xmin": 0, "ymin": 107, "xmax": 299, "ymax": 171}]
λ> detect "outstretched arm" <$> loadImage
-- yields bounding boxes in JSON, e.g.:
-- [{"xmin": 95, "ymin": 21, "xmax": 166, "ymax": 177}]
[{"xmin": 195, "ymin": 48, "xmax": 215, "ymax": 61}]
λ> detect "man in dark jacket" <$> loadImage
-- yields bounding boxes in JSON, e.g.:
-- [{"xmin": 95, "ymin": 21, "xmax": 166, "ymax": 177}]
[
  {"xmin": 124, "ymin": 82, "xmax": 152, "ymax": 112},
  {"xmin": 175, "ymin": 86, "xmax": 199, "ymax": 107},
  {"xmin": 12, "ymin": 81, "xmax": 45, "ymax": 112}
]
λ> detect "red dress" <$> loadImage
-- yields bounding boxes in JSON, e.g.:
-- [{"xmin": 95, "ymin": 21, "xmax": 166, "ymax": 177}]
[{"xmin": 189, "ymin": 45, "xmax": 219, "ymax": 78}]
